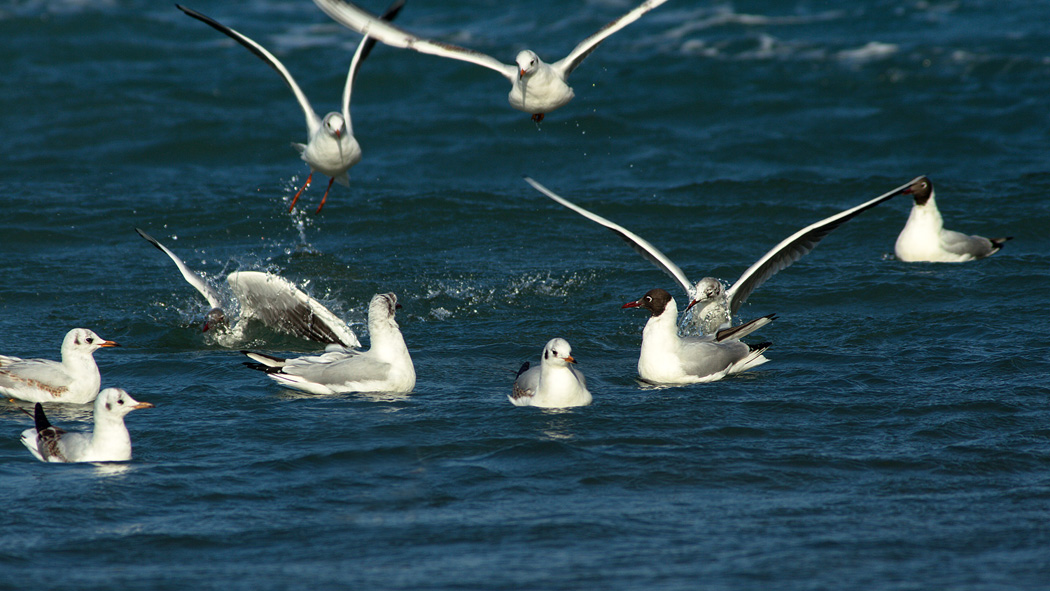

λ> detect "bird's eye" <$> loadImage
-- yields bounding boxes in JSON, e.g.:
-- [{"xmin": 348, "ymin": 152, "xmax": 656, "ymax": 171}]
[
  {"xmin": 552, "ymin": 350, "xmax": 559, "ymax": 357},
  {"xmin": 645, "ymin": 296, "xmax": 652, "ymax": 302},
  {"xmin": 86, "ymin": 337, "xmax": 94, "ymax": 344},
  {"xmin": 117, "ymin": 398, "xmax": 124, "ymax": 405}
]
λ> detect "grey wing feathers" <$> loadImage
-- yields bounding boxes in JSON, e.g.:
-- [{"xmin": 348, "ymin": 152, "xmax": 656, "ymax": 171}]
[
  {"xmin": 511, "ymin": 364, "xmax": 539, "ymax": 400},
  {"xmin": 555, "ymin": 0, "xmax": 670, "ymax": 77},
  {"xmin": 175, "ymin": 5, "xmax": 321, "ymax": 134},
  {"xmin": 714, "ymin": 313, "xmax": 776, "ymax": 342},
  {"xmin": 136, "ymin": 228, "xmax": 225, "ymax": 311},
  {"xmin": 725, "ymin": 178, "xmax": 916, "ymax": 315},
  {"xmin": 227, "ymin": 271, "xmax": 360, "ymax": 348},
  {"xmin": 524, "ymin": 176, "xmax": 694, "ymax": 297},
  {"xmin": 312, "ymin": 0, "xmax": 516, "ymax": 79}
]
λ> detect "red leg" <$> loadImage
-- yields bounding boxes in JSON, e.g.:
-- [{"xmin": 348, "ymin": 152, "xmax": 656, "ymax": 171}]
[
  {"xmin": 531, "ymin": 113, "xmax": 545, "ymax": 122},
  {"xmin": 289, "ymin": 172, "xmax": 313, "ymax": 212},
  {"xmin": 315, "ymin": 177, "xmax": 336, "ymax": 214}
]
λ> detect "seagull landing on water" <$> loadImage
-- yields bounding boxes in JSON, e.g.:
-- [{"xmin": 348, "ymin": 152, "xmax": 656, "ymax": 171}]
[
  {"xmin": 243, "ymin": 293, "xmax": 415, "ymax": 395},
  {"xmin": 0, "ymin": 328, "xmax": 119, "ymax": 405},
  {"xmin": 136, "ymin": 228, "xmax": 360, "ymax": 348},
  {"xmin": 623, "ymin": 288, "xmax": 774, "ymax": 385},
  {"xmin": 894, "ymin": 176, "xmax": 1012, "ymax": 263},
  {"xmin": 509, "ymin": 338, "xmax": 592, "ymax": 408},
  {"xmin": 311, "ymin": 0, "xmax": 668, "ymax": 122},
  {"xmin": 20, "ymin": 388, "xmax": 154, "ymax": 463},
  {"xmin": 525, "ymin": 176, "xmax": 918, "ymax": 335},
  {"xmin": 176, "ymin": 1, "xmax": 403, "ymax": 213}
]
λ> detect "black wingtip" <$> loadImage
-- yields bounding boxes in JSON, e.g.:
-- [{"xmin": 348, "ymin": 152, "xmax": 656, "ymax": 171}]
[
  {"xmin": 33, "ymin": 403, "xmax": 53, "ymax": 433},
  {"xmin": 243, "ymin": 361, "xmax": 282, "ymax": 374},
  {"xmin": 515, "ymin": 361, "xmax": 531, "ymax": 379},
  {"xmin": 748, "ymin": 341, "xmax": 773, "ymax": 354}
]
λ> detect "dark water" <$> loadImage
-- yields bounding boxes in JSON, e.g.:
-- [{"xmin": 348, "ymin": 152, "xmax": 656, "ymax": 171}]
[{"xmin": 2, "ymin": 1, "xmax": 1049, "ymax": 589}]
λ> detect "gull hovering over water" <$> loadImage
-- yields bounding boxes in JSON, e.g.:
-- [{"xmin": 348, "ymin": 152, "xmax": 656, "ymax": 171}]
[
  {"xmin": 311, "ymin": 0, "xmax": 669, "ymax": 121},
  {"xmin": 622, "ymin": 288, "xmax": 773, "ymax": 385},
  {"xmin": 0, "ymin": 328, "xmax": 119, "ymax": 404},
  {"xmin": 136, "ymin": 228, "xmax": 360, "ymax": 348},
  {"xmin": 20, "ymin": 388, "xmax": 153, "ymax": 463},
  {"xmin": 894, "ymin": 176, "xmax": 1012, "ymax": 263},
  {"xmin": 243, "ymin": 292, "xmax": 415, "ymax": 395},
  {"xmin": 525, "ymin": 176, "xmax": 917, "ymax": 334},
  {"xmin": 177, "ymin": 1, "xmax": 403, "ymax": 213},
  {"xmin": 509, "ymin": 338, "xmax": 592, "ymax": 408}
]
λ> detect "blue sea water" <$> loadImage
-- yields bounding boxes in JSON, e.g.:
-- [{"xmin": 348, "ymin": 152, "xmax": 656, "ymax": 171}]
[{"xmin": 2, "ymin": 0, "xmax": 1050, "ymax": 589}]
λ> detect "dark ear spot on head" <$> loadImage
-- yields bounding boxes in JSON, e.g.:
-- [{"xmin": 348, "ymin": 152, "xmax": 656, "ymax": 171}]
[
  {"xmin": 106, "ymin": 402, "xmax": 112, "ymax": 411},
  {"xmin": 544, "ymin": 350, "xmax": 549, "ymax": 360}
]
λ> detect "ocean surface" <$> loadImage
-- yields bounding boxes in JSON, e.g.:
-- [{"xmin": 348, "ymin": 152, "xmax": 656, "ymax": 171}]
[{"xmin": 2, "ymin": 0, "xmax": 1049, "ymax": 589}]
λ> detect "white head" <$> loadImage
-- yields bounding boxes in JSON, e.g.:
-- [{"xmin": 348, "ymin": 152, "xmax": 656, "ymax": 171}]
[
  {"xmin": 515, "ymin": 50, "xmax": 540, "ymax": 79},
  {"xmin": 368, "ymin": 292, "xmax": 402, "ymax": 332},
  {"xmin": 322, "ymin": 112, "xmax": 346, "ymax": 139},
  {"xmin": 692, "ymin": 277, "xmax": 724, "ymax": 303},
  {"xmin": 94, "ymin": 387, "xmax": 154, "ymax": 420},
  {"xmin": 62, "ymin": 328, "xmax": 119, "ymax": 356},
  {"xmin": 541, "ymin": 338, "xmax": 576, "ymax": 367}
]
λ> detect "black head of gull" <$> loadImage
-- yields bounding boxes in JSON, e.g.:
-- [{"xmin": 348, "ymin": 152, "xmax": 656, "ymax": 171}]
[
  {"xmin": 622, "ymin": 288, "xmax": 675, "ymax": 318},
  {"xmin": 902, "ymin": 176, "xmax": 933, "ymax": 206}
]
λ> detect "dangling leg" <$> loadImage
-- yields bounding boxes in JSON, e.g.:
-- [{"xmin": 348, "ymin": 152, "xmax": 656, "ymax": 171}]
[
  {"xmin": 289, "ymin": 172, "xmax": 313, "ymax": 212},
  {"xmin": 315, "ymin": 177, "xmax": 336, "ymax": 214},
  {"xmin": 531, "ymin": 113, "xmax": 545, "ymax": 122}
]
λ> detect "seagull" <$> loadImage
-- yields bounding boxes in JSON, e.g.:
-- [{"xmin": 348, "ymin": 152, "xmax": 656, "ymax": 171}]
[
  {"xmin": 509, "ymin": 338, "xmax": 592, "ymax": 408},
  {"xmin": 20, "ymin": 388, "xmax": 154, "ymax": 463},
  {"xmin": 177, "ymin": 1, "xmax": 403, "ymax": 213},
  {"xmin": 525, "ymin": 176, "xmax": 918, "ymax": 334},
  {"xmin": 311, "ymin": 0, "xmax": 668, "ymax": 121},
  {"xmin": 0, "ymin": 328, "xmax": 119, "ymax": 404},
  {"xmin": 136, "ymin": 228, "xmax": 360, "ymax": 348},
  {"xmin": 894, "ymin": 176, "xmax": 1012, "ymax": 263},
  {"xmin": 243, "ymin": 292, "xmax": 415, "ymax": 394},
  {"xmin": 622, "ymin": 288, "xmax": 774, "ymax": 385}
]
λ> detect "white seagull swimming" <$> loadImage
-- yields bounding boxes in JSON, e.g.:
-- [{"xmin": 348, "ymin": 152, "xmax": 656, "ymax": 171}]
[
  {"xmin": 20, "ymin": 388, "xmax": 154, "ymax": 463},
  {"xmin": 177, "ymin": 1, "xmax": 403, "ymax": 213},
  {"xmin": 136, "ymin": 228, "xmax": 360, "ymax": 348},
  {"xmin": 243, "ymin": 292, "xmax": 415, "ymax": 395},
  {"xmin": 622, "ymin": 288, "xmax": 774, "ymax": 385},
  {"xmin": 525, "ymin": 176, "xmax": 917, "ymax": 334},
  {"xmin": 311, "ymin": 0, "xmax": 668, "ymax": 121},
  {"xmin": 0, "ymin": 328, "xmax": 119, "ymax": 404},
  {"xmin": 509, "ymin": 338, "xmax": 592, "ymax": 408},
  {"xmin": 894, "ymin": 176, "xmax": 1012, "ymax": 263}
]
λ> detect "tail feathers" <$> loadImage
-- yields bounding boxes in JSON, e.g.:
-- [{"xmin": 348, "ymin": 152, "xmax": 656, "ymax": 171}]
[
  {"xmin": 715, "ymin": 313, "xmax": 777, "ymax": 342},
  {"xmin": 731, "ymin": 341, "xmax": 772, "ymax": 375}
]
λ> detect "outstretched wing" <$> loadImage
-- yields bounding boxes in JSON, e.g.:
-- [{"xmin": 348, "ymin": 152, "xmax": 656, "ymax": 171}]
[
  {"xmin": 136, "ymin": 228, "xmax": 224, "ymax": 312},
  {"xmin": 725, "ymin": 177, "xmax": 918, "ymax": 314},
  {"xmin": 524, "ymin": 176, "xmax": 694, "ymax": 298},
  {"xmin": 227, "ymin": 271, "xmax": 360, "ymax": 348},
  {"xmin": 313, "ymin": 0, "xmax": 517, "ymax": 81},
  {"xmin": 553, "ymin": 0, "xmax": 669, "ymax": 77},
  {"xmin": 342, "ymin": 0, "xmax": 405, "ymax": 132},
  {"xmin": 177, "ymin": 4, "xmax": 322, "ymax": 135}
]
